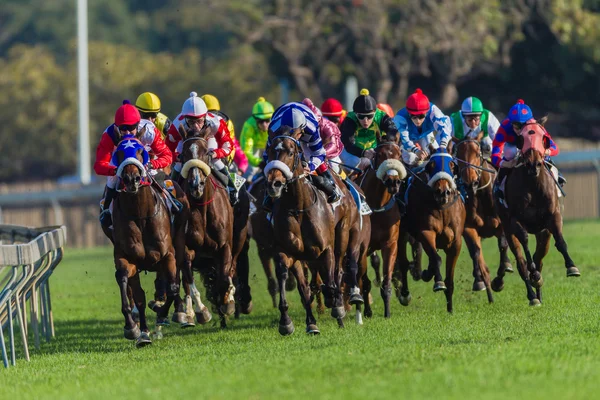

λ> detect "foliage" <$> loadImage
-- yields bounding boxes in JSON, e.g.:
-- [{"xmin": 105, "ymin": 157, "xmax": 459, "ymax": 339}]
[{"xmin": 0, "ymin": 220, "xmax": 598, "ymax": 399}]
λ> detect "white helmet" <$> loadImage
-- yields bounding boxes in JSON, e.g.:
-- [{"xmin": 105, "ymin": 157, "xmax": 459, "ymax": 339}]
[{"xmin": 181, "ymin": 91, "xmax": 207, "ymax": 118}]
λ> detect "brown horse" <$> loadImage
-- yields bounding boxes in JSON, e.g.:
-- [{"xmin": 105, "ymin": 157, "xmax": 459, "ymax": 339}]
[
  {"xmin": 397, "ymin": 149, "xmax": 466, "ymax": 313},
  {"xmin": 178, "ymin": 127, "xmax": 244, "ymax": 327},
  {"xmin": 265, "ymin": 133, "xmax": 352, "ymax": 335},
  {"xmin": 454, "ymin": 135, "xmax": 513, "ymax": 301},
  {"xmin": 110, "ymin": 138, "xmax": 188, "ymax": 346},
  {"xmin": 495, "ymin": 120, "xmax": 580, "ymax": 306},
  {"xmin": 356, "ymin": 139, "xmax": 407, "ymax": 317}
]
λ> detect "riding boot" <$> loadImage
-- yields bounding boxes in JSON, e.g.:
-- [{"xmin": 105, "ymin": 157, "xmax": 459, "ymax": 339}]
[
  {"xmin": 218, "ymin": 166, "xmax": 239, "ymax": 206},
  {"xmin": 395, "ymin": 180, "xmax": 408, "ymax": 216},
  {"xmin": 99, "ymin": 187, "xmax": 117, "ymax": 228},
  {"xmin": 493, "ymin": 167, "xmax": 509, "ymax": 205},
  {"xmin": 315, "ymin": 169, "xmax": 341, "ymax": 203}
]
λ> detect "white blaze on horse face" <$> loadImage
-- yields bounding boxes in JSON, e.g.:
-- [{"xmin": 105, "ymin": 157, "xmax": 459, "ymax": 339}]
[
  {"xmin": 190, "ymin": 143, "xmax": 199, "ymax": 160},
  {"xmin": 387, "ymin": 169, "xmax": 399, "ymax": 177}
]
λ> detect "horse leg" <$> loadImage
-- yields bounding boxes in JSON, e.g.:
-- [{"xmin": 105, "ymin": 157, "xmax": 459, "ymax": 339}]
[
  {"xmin": 395, "ymin": 230, "xmax": 412, "ymax": 306},
  {"xmin": 179, "ymin": 250, "xmax": 196, "ymax": 326},
  {"xmin": 464, "ymin": 228, "xmax": 493, "ymax": 302},
  {"xmin": 362, "ymin": 272, "xmax": 373, "ymax": 318},
  {"xmin": 380, "ymin": 241, "xmax": 398, "ymax": 318},
  {"xmin": 443, "ymin": 238, "xmax": 462, "ymax": 313},
  {"xmin": 236, "ymin": 239, "xmax": 253, "ymax": 315},
  {"xmin": 533, "ymin": 230, "xmax": 552, "ymax": 303},
  {"xmin": 258, "ymin": 247, "xmax": 278, "ymax": 308},
  {"xmin": 115, "ymin": 258, "xmax": 140, "ymax": 340},
  {"xmin": 463, "ymin": 229, "xmax": 485, "ymax": 292},
  {"xmin": 159, "ymin": 251, "xmax": 185, "ymax": 325},
  {"xmin": 127, "ymin": 284, "xmax": 139, "ymax": 325},
  {"xmin": 310, "ymin": 268, "xmax": 326, "ymax": 315},
  {"xmin": 292, "ymin": 262, "xmax": 320, "ymax": 334},
  {"xmin": 129, "ymin": 273, "xmax": 152, "ymax": 347},
  {"xmin": 491, "ymin": 233, "xmax": 511, "ymax": 292},
  {"xmin": 511, "ymin": 219, "xmax": 541, "ymax": 288},
  {"xmin": 505, "ymin": 229, "xmax": 538, "ymax": 305},
  {"xmin": 408, "ymin": 235, "xmax": 423, "ymax": 281},
  {"xmin": 219, "ymin": 245, "xmax": 236, "ymax": 319},
  {"xmin": 275, "ymin": 253, "xmax": 294, "ymax": 336},
  {"xmin": 547, "ymin": 212, "xmax": 580, "ymax": 277},
  {"xmin": 418, "ymin": 230, "xmax": 445, "ymax": 292},
  {"xmin": 319, "ymin": 247, "xmax": 346, "ymax": 321},
  {"xmin": 370, "ymin": 252, "xmax": 382, "ymax": 287}
]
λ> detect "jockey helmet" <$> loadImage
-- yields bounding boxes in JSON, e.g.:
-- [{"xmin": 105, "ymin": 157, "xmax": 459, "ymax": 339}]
[
  {"xmin": 272, "ymin": 107, "xmax": 306, "ymax": 132},
  {"xmin": 181, "ymin": 92, "xmax": 207, "ymax": 118},
  {"xmin": 406, "ymin": 88, "xmax": 430, "ymax": 115},
  {"xmin": 135, "ymin": 92, "xmax": 161, "ymax": 113},
  {"xmin": 508, "ymin": 99, "xmax": 533, "ymax": 124},
  {"xmin": 352, "ymin": 89, "xmax": 377, "ymax": 114},
  {"xmin": 461, "ymin": 97, "xmax": 484, "ymax": 116},
  {"xmin": 115, "ymin": 100, "xmax": 141, "ymax": 126},
  {"xmin": 252, "ymin": 97, "xmax": 275, "ymax": 120},
  {"xmin": 321, "ymin": 98, "xmax": 344, "ymax": 117},
  {"xmin": 201, "ymin": 94, "xmax": 221, "ymax": 111},
  {"xmin": 154, "ymin": 112, "xmax": 171, "ymax": 137},
  {"xmin": 377, "ymin": 103, "xmax": 395, "ymax": 118}
]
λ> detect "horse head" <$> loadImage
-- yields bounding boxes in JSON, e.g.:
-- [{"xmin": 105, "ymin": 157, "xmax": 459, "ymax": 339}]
[
  {"xmin": 373, "ymin": 138, "xmax": 406, "ymax": 194},
  {"xmin": 264, "ymin": 127, "xmax": 303, "ymax": 199},
  {"xmin": 455, "ymin": 133, "xmax": 483, "ymax": 193},
  {"xmin": 180, "ymin": 128, "xmax": 212, "ymax": 200},
  {"xmin": 426, "ymin": 149, "xmax": 457, "ymax": 207},
  {"xmin": 113, "ymin": 136, "xmax": 150, "ymax": 194},
  {"xmin": 518, "ymin": 117, "xmax": 549, "ymax": 178}
]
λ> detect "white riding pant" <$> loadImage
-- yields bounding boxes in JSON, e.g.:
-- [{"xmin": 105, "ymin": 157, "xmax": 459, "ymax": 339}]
[
  {"xmin": 402, "ymin": 133, "xmax": 439, "ymax": 167},
  {"xmin": 340, "ymin": 149, "xmax": 361, "ymax": 169}
]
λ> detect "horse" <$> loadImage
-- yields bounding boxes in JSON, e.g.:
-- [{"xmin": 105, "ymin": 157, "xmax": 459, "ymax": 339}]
[
  {"xmin": 355, "ymin": 139, "xmax": 407, "ymax": 318},
  {"xmin": 495, "ymin": 119, "xmax": 580, "ymax": 306},
  {"xmin": 110, "ymin": 136, "xmax": 188, "ymax": 346},
  {"xmin": 178, "ymin": 126, "xmax": 249, "ymax": 328},
  {"xmin": 264, "ymin": 133, "xmax": 354, "ymax": 335},
  {"xmin": 397, "ymin": 149, "xmax": 466, "ymax": 313},
  {"xmin": 454, "ymin": 133, "xmax": 513, "ymax": 301}
]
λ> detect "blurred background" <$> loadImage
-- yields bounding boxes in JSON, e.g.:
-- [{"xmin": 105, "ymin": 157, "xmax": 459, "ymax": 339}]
[{"xmin": 0, "ymin": 0, "xmax": 599, "ymax": 246}]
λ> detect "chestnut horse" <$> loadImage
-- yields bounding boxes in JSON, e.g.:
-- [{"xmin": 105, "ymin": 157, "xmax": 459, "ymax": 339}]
[
  {"xmin": 495, "ymin": 119, "xmax": 580, "ymax": 306},
  {"xmin": 110, "ymin": 137, "xmax": 188, "ymax": 346},
  {"xmin": 397, "ymin": 149, "xmax": 466, "ymax": 312},
  {"xmin": 454, "ymin": 134, "xmax": 513, "ymax": 301},
  {"xmin": 355, "ymin": 139, "xmax": 407, "ymax": 317},
  {"xmin": 178, "ymin": 127, "xmax": 250, "ymax": 327}
]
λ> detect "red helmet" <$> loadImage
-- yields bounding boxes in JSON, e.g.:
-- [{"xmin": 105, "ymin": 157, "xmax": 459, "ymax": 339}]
[
  {"xmin": 406, "ymin": 88, "xmax": 430, "ymax": 115},
  {"xmin": 321, "ymin": 98, "xmax": 344, "ymax": 117},
  {"xmin": 114, "ymin": 100, "xmax": 141, "ymax": 126}
]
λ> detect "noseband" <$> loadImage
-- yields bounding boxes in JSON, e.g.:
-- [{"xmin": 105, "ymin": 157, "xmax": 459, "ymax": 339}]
[{"xmin": 266, "ymin": 135, "xmax": 307, "ymax": 186}]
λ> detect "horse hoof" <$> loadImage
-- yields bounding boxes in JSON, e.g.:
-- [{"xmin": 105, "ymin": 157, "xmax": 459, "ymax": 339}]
[
  {"xmin": 504, "ymin": 264, "xmax": 514, "ymax": 273},
  {"xmin": 399, "ymin": 293, "xmax": 412, "ymax": 307},
  {"xmin": 279, "ymin": 321, "xmax": 295, "ymax": 336},
  {"xmin": 306, "ymin": 324, "xmax": 320, "ymax": 335},
  {"xmin": 135, "ymin": 332, "xmax": 152, "ymax": 348},
  {"xmin": 433, "ymin": 281, "xmax": 447, "ymax": 292},
  {"xmin": 472, "ymin": 280, "xmax": 486, "ymax": 292},
  {"xmin": 196, "ymin": 308, "xmax": 213, "ymax": 325},
  {"xmin": 124, "ymin": 325, "xmax": 141, "ymax": 341},
  {"xmin": 181, "ymin": 315, "xmax": 196, "ymax": 328},
  {"xmin": 221, "ymin": 302, "xmax": 235, "ymax": 316},
  {"xmin": 336, "ymin": 317, "xmax": 345, "ymax": 329},
  {"xmin": 364, "ymin": 307, "xmax": 373, "ymax": 318},
  {"xmin": 156, "ymin": 317, "xmax": 170, "ymax": 326},
  {"xmin": 349, "ymin": 294, "xmax": 364, "ymax": 305},
  {"xmin": 491, "ymin": 277, "xmax": 504, "ymax": 292},
  {"xmin": 172, "ymin": 312, "xmax": 187, "ymax": 325},
  {"xmin": 148, "ymin": 300, "xmax": 165, "ymax": 312},
  {"xmin": 529, "ymin": 298, "xmax": 542, "ymax": 307},
  {"xmin": 240, "ymin": 301, "xmax": 253, "ymax": 314},
  {"xmin": 151, "ymin": 330, "xmax": 163, "ymax": 340},
  {"xmin": 331, "ymin": 306, "xmax": 346, "ymax": 319},
  {"xmin": 567, "ymin": 267, "xmax": 581, "ymax": 277},
  {"xmin": 421, "ymin": 269, "xmax": 434, "ymax": 282},
  {"xmin": 531, "ymin": 275, "xmax": 544, "ymax": 289}
]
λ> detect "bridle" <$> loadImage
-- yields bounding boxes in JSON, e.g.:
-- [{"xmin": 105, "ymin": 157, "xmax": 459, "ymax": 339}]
[{"xmin": 454, "ymin": 139, "xmax": 494, "ymax": 192}]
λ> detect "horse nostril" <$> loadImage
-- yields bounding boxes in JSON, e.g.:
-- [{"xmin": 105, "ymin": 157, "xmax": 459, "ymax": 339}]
[
  {"xmin": 445, "ymin": 189, "xmax": 452, "ymax": 196},
  {"xmin": 274, "ymin": 181, "xmax": 283, "ymax": 188}
]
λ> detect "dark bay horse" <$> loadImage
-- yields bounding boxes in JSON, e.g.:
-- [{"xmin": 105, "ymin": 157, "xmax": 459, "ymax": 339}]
[
  {"xmin": 454, "ymin": 135, "xmax": 513, "ymax": 301},
  {"xmin": 495, "ymin": 120, "xmax": 580, "ymax": 306},
  {"xmin": 110, "ymin": 138, "xmax": 187, "ymax": 347},
  {"xmin": 355, "ymin": 139, "xmax": 407, "ymax": 317},
  {"xmin": 179, "ymin": 127, "xmax": 249, "ymax": 327},
  {"xmin": 397, "ymin": 149, "xmax": 466, "ymax": 313},
  {"xmin": 265, "ymin": 134, "xmax": 351, "ymax": 335}
]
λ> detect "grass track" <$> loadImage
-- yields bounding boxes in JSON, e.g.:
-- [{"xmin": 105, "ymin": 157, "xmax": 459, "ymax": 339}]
[{"xmin": 1, "ymin": 220, "xmax": 599, "ymax": 399}]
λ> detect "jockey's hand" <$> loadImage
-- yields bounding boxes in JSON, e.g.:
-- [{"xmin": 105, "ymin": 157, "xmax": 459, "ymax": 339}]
[
  {"xmin": 362, "ymin": 148, "xmax": 375, "ymax": 160},
  {"xmin": 303, "ymin": 165, "xmax": 311, "ymax": 174},
  {"xmin": 357, "ymin": 157, "xmax": 371, "ymax": 171},
  {"xmin": 415, "ymin": 149, "xmax": 428, "ymax": 161},
  {"xmin": 207, "ymin": 150, "xmax": 215, "ymax": 160},
  {"xmin": 544, "ymin": 148, "xmax": 551, "ymax": 156}
]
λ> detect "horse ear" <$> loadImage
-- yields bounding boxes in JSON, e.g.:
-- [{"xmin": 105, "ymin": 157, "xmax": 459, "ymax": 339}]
[
  {"xmin": 538, "ymin": 115, "xmax": 548, "ymax": 126},
  {"xmin": 476, "ymin": 130, "xmax": 484, "ymax": 142},
  {"xmin": 138, "ymin": 124, "xmax": 148, "ymax": 139},
  {"xmin": 178, "ymin": 123, "xmax": 188, "ymax": 140},
  {"xmin": 136, "ymin": 147, "xmax": 144, "ymax": 162},
  {"xmin": 115, "ymin": 149, "xmax": 125, "ymax": 165}
]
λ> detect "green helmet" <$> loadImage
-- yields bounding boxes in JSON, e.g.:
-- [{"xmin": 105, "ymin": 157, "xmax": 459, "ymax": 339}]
[
  {"xmin": 461, "ymin": 97, "xmax": 484, "ymax": 115},
  {"xmin": 252, "ymin": 97, "xmax": 274, "ymax": 120}
]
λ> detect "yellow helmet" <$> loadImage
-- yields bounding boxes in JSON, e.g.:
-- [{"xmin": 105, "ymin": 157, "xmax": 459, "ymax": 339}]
[
  {"xmin": 135, "ymin": 92, "xmax": 161, "ymax": 113},
  {"xmin": 201, "ymin": 94, "xmax": 221, "ymax": 111}
]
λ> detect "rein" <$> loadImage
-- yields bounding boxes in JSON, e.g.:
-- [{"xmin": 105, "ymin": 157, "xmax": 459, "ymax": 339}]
[
  {"xmin": 455, "ymin": 139, "xmax": 496, "ymax": 193},
  {"xmin": 189, "ymin": 176, "xmax": 222, "ymax": 207}
]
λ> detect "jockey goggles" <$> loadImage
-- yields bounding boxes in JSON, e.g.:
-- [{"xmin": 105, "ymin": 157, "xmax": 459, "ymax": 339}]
[
  {"xmin": 410, "ymin": 114, "xmax": 426, "ymax": 121},
  {"xmin": 118, "ymin": 123, "xmax": 138, "ymax": 132},
  {"xmin": 254, "ymin": 116, "xmax": 271, "ymax": 124},
  {"xmin": 356, "ymin": 113, "xmax": 375, "ymax": 120}
]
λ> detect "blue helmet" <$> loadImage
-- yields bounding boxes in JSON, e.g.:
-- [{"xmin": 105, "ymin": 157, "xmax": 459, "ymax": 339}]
[
  {"xmin": 269, "ymin": 107, "xmax": 307, "ymax": 133},
  {"xmin": 508, "ymin": 99, "xmax": 533, "ymax": 123}
]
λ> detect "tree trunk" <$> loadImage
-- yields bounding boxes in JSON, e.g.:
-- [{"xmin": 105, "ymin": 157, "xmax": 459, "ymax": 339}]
[{"xmin": 439, "ymin": 82, "xmax": 459, "ymax": 109}]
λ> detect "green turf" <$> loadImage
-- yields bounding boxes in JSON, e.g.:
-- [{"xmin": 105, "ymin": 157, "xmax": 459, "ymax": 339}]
[{"xmin": 1, "ymin": 220, "xmax": 599, "ymax": 399}]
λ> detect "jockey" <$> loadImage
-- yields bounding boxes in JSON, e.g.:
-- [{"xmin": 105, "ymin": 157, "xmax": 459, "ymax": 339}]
[
  {"xmin": 377, "ymin": 103, "xmax": 395, "ymax": 118},
  {"xmin": 263, "ymin": 102, "xmax": 341, "ymax": 206},
  {"xmin": 94, "ymin": 100, "xmax": 172, "ymax": 227},
  {"xmin": 201, "ymin": 94, "xmax": 249, "ymax": 175},
  {"xmin": 450, "ymin": 96, "xmax": 500, "ymax": 158},
  {"xmin": 166, "ymin": 92, "xmax": 238, "ymax": 205},
  {"xmin": 240, "ymin": 97, "xmax": 275, "ymax": 181},
  {"xmin": 492, "ymin": 99, "xmax": 563, "ymax": 203},
  {"xmin": 302, "ymin": 98, "xmax": 344, "ymax": 174},
  {"xmin": 340, "ymin": 89, "xmax": 399, "ymax": 171},
  {"xmin": 321, "ymin": 98, "xmax": 346, "ymax": 127},
  {"xmin": 394, "ymin": 88, "xmax": 452, "ymax": 167},
  {"xmin": 135, "ymin": 92, "xmax": 172, "ymax": 141}
]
